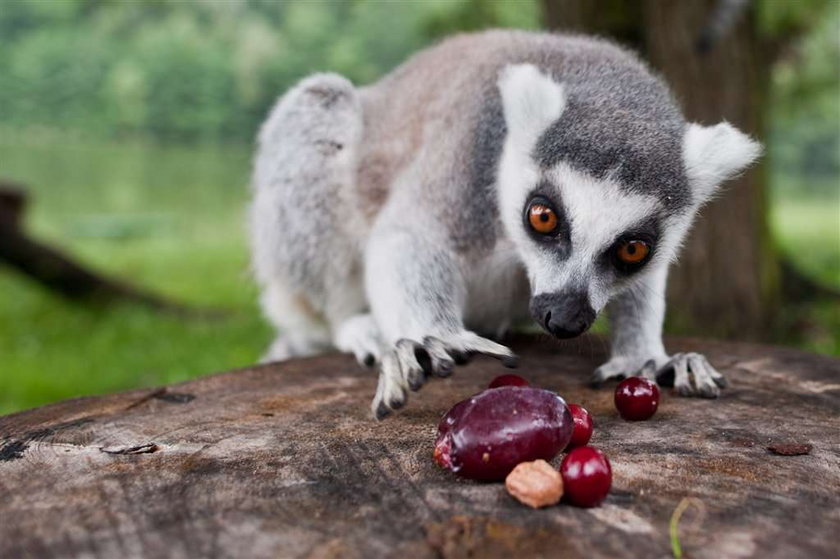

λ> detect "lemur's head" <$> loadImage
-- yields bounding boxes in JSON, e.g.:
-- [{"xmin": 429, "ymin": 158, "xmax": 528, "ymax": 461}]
[{"xmin": 496, "ymin": 63, "xmax": 761, "ymax": 339}]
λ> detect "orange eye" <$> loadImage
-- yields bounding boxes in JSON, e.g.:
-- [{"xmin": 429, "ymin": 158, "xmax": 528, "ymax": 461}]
[
  {"xmin": 528, "ymin": 203, "xmax": 558, "ymax": 235},
  {"xmin": 616, "ymin": 240, "xmax": 650, "ymax": 264}
]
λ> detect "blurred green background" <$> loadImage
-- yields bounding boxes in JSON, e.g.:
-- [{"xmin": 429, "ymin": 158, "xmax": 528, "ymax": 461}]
[{"xmin": 0, "ymin": 0, "xmax": 837, "ymax": 415}]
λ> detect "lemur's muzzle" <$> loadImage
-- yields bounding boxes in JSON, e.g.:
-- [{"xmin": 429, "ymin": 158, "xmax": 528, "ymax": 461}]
[{"xmin": 530, "ymin": 291, "xmax": 596, "ymax": 339}]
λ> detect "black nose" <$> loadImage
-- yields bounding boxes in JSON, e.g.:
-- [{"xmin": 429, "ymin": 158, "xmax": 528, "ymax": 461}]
[{"xmin": 530, "ymin": 291, "xmax": 596, "ymax": 339}]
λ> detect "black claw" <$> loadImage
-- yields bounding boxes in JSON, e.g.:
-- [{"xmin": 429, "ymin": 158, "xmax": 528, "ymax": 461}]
[
  {"xmin": 436, "ymin": 359, "xmax": 455, "ymax": 378},
  {"xmin": 501, "ymin": 354, "xmax": 519, "ymax": 368},
  {"xmin": 656, "ymin": 366, "xmax": 675, "ymax": 388},
  {"xmin": 676, "ymin": 385, "xmax": 692, "ymax": 397},
  {"xmin": 388, "ymin": 397, "xmax": 405, "ymax": 410},
  {"xmin": 597, "ymin": 373, "xmax": 626, "ymax": 386},
  {"xmin": 363, "ymin": 354, "xmax": 376, "ymax": 367},
  {"xmin": 408, "ymin": 374, "xmax": 425, "ymax": 392},
  {"xmin": 450, "ymin": 350, "xmax": 470, "ymax": 365},
  {"xmin": 714, "ymin": 376, "xmax": 729, "ymax": 388},
  {"xmin": 414, "ymin": 347, "xmax": 433, "ymax": 376},
  {"xmin": 375, "ymin": 402, "xmax": 391, "ymax": 420}
]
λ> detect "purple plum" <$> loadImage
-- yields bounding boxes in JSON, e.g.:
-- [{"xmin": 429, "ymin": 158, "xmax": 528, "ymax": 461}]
[{"xmin": 434, "ymin": 386, "xmax": 573, "ymax": 481}]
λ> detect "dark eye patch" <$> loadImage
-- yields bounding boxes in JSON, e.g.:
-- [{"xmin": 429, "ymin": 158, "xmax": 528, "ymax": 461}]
[
  {"xmin": 600, "ymin": 217, "xmax": 661, "ymax": 276},
  {"xmin": 522, "ymin": 181, "xmax": 572, "ymax": 258}
]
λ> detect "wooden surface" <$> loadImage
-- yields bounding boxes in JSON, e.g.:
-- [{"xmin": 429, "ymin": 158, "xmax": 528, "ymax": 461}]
[{"xmin": 1, "ymin": 336, "xmax": 838, "ymax": 558}]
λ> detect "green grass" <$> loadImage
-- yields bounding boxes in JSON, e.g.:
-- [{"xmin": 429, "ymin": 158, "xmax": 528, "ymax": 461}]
[
  {"xmin": 0, "ymin": 265, "xmax": 270, "ymax": 416},
  {"xmin": 770, "ymin": 192, "xmax": 840, "ymax": 287},
  {"xmin": 0, "ymin": 136, "xmax": 272, "ymax": 415},
  {"xmin": 768, "ymin": 188, "xmax": 840, "ymax": 357},
  {"xmin": 0, "ymin": 137, "xmax": 837, "ymax": 415}
]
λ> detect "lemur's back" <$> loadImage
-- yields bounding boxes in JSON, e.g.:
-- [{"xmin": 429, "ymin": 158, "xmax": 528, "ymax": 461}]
[{"xmin": 355, "ymin": 30, "xmax": 689, "ymax": 235}]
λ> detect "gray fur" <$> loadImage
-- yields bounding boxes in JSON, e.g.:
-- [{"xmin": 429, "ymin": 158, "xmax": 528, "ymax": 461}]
[
  {"xmin": 462, "ymin": 33, "xmax": 692, "ymax": 213},
  {"xmin": 533, "ymin": 56, "xmax": 690, "ymax": 211},
  {"xmin": 466, "ymin": 84, "xmax": 507, "ymax": 253},
  {"xmin": 249, "ymin": 30, "xmax": 761, "ymax": 417}
]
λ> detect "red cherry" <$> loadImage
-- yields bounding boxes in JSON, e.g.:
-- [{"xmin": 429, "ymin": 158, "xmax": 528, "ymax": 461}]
[
  {"xmin": 488, "ymin": 374, "xmax": 529, "ymax": 389},
  {"xmin": 559, "ymin": 446, "xmax": 612, "ymax": 507},
  {"xmin": 614, "ymin": 377, "xmax": 660, "ymax": 420},
  {"xmin": 566, "ymin": 404, "xmax": 593, "ymax": 449}
]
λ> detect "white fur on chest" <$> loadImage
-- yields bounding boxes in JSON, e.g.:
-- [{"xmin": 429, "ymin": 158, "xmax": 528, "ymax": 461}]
[{"xmin": 462, "ymin": 242, "xmax": 530, "ymax": 337}]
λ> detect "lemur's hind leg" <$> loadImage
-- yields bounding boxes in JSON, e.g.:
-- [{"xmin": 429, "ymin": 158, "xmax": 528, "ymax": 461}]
[
  {"xmin": 334, "ymin": 313, "xmax": 385, "ymax": 367},
  {"xmin": 259, "ymin": 278, "xmax": 331, "ymax": 363},
  {"xmin": 251, "ymin": 72, "xmax": 366, "ymax": 363}
]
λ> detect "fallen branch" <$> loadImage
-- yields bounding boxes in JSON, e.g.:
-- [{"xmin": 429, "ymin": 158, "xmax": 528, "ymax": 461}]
[
  {"xmin": 0, "ymin": 181, "xmax": 26, "ymax": 229},
  {"xmin": 0, "ymin": 182, "xmax": 228, "ymax": 318}
]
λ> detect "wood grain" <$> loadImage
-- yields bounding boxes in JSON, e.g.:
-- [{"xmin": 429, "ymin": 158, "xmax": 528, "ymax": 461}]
[{"xmin": 1, "ymin": 335, "xmax": 838, "ymax": 558}]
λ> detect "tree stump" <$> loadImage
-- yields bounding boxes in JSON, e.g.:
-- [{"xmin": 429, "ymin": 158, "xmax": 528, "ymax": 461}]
[{"xmin": 1, "ymin": 336, "xmax": 837, "ymax": 558}]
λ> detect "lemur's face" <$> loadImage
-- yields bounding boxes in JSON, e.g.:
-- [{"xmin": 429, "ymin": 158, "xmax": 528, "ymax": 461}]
[
  {"xmin": 516, "ymin": 164, "xmax": 669, "ymax": 338},
  {"xmin": 496, "ymin": 64, "xmax": 760, "ymax": 339}
]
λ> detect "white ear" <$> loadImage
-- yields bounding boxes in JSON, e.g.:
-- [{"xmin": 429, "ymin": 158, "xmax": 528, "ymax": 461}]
[
  {"xmin": 498, "ymin": 64, "xmax": 566, "ymax": 149},
  {"xmin": 683, "ymin": 122, "xmax": 762, "ymax": 204}
]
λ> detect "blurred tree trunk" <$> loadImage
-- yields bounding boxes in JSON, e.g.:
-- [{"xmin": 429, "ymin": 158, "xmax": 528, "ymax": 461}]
[{"xmin": 541, "ymin": 0, "xmax": 779, "ymax": 340}]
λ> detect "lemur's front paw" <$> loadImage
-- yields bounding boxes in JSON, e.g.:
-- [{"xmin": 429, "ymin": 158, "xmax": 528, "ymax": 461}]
[
  {"xmin": 592, "ymin": 353, "xmax": 727, "ymax": 398},
  {"xmin": 592, "ymin": 355, "xmax": 664, "ymax": 385},
  {"xmin": 655, "ymin": 353, "xmax": 727, "ymax": 398},
  {"xmin": 372, "ymin": 332, "xmax": 518, "ymax": 420}
]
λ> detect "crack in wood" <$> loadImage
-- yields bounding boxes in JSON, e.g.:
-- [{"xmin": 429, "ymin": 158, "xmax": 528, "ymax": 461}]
[
  {"xmin": 123, "ymin": 388, "xmax": 168, "ymax": 410},
  {"xmin": 0, "ymin": 440, "xmax": 28, "ymax": 461},
  {"xmin": 100, "ymin": 443, "xmax": 160, "ymax": 455},
  {"xmin": 0, "ymin": 417, "xmax": 96, "ymax": 461},
  {"xmin": 153, "ymin": 392, "xmax": 196, "ymax": 404},
  {"xmin": 124, "ymin": 389, "xmax": 197, "ymax": 411}
]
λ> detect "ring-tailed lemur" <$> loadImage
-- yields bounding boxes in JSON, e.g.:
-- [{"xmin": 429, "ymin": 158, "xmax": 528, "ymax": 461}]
[{"xmin": 249, "ymin": 30, "xmax": 761, "ymax": 419}]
